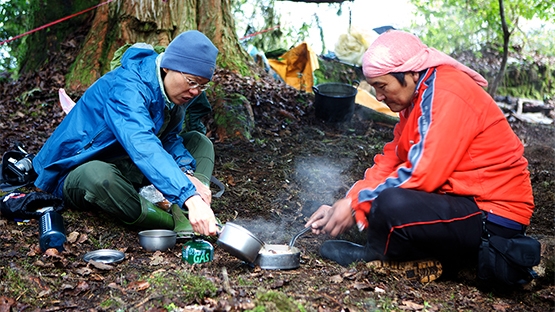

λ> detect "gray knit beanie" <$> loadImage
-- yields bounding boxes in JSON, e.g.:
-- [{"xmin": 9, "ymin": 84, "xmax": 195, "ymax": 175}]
[{"xmin": 160, "ymin": 30, "xmax": 218, "ymax": 80}]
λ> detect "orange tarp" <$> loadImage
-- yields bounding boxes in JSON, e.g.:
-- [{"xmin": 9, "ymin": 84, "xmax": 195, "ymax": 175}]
[
  {"xmin": 268, "ymin": 42, "xmax": 319, "ymax": 92},
  {"xmin": 355, "ymin": 88, "xmax": 399, "ymax": 118}
]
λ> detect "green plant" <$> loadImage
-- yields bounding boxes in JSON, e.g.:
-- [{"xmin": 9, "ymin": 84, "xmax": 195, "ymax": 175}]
[
  {"xmin": 0, "ymin": 266, "xmax": 40, "ymax": 302},
  {"xmin": 247, "ymin": 290, "xmax": 306, "ymax": 312},
  {"xmin": 146, "ymin": 270, "xmax": 217, "ymax": 304},
  {"xmin": 99, "ymin": 298, "xmax": 123, "ymax": 309}
]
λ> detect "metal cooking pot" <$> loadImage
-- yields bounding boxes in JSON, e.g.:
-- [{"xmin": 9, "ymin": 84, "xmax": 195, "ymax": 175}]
[
  {"xmin": 255, "ymin": 244, "xmax": 301, "ymax": 270},
  {"xmin": 216, "ymin": 222, "xmax": 264, "ymax": 263},
  {"xmin": 254, "ymin": 227, "xmax": 311, "ymax": 270}
]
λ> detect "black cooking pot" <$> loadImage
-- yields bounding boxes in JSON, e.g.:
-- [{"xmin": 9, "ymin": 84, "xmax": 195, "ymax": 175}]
[{"xmin": 313, "ymin": 81, "xmax": 359, "ymax": 122}]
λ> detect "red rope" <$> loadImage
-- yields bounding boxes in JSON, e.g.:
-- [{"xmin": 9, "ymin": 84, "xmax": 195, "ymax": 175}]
[
  {"xmin": 239, "ymin": 25, "xmax": 281, "ymax": 41},
  {"xmin": 0, "ymin": 0, "xmax": 116, "ymax": 46}
]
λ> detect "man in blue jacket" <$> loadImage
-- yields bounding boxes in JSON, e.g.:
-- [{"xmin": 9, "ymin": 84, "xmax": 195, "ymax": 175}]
[{"xmin": 33, "ymin": 30, "xmax": 219, "ymax": 236}]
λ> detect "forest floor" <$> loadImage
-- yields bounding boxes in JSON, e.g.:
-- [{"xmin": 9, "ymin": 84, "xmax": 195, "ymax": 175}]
[{"xmin": 1, "ymin": 36, "xmax": 554, "ymax": 311}]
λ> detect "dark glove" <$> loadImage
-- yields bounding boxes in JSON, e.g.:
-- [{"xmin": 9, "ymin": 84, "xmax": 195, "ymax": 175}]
[{"xmin": 0, "ymin": 192, "xmax": 63, "ymax": 220}]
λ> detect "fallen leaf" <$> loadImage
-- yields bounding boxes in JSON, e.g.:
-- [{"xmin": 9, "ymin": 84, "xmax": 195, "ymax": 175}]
[
  {"xmin": 226, "ymin": 175, "xmax": 236, "ymax": 186},
  {"xmin": 74, "ymin": 281, "xmax": 90, "ymax": 295},
  {"xmin": 149, "ymin": 252, "xmax": 165, "ymax": 266},
  {"xmin": 43, "ymin": 248, "xmax": 63, "ymax": 258},
  {"xmin": 269, "ymin": 280, "xmax": 285, "ymax": 289},
  {"xmin": 61, "ymin": 284, "xmax": 74, "ymax": 291},
  {"xmin": 38, "ymin": 289, "xmax": 51, "ymax": 298},
  {"xmin": 127, "ymin": 280, "xmax": 150, "ymax": 291},
  {"xmin": 89, "ymin": 260, "xmax": 114, "ymax": 270},
  {"xmin": 351, "ymin": 282, "xmax": 371, "ymax": 290},
  {"xmin": 88, "ymin": 274, "xmax": 105, "ymax": 281},
  {"xmin": 493, "ymin": 303, "xmax": 510, "ymax": 311},
  {"xmin": 108, "ymin": 282, "xmax": 126, "ymax": 294},
  {"xmin": 77, "ymin": 233, "xmax": 88, "ymax": 244},
  {"xmin": 330, "ymin": 274, "xmax": 343, "ymax": 283},
  {"xmin": 400, "ymin": 300, "xmax": 424, "ymax": 310},
  {"xmin": 28, "ymin": 276, "xmax": 49, "ymax": 290},
  {"xmin": 75, "ymin": 267, "xmax": 92, "ymax": 276},
  {"xmin": 67, "ymin": 231, "xmax": 80, "ymax": 243},
  {"xmin": 0, "ymin": 296, "xmax": 15, "ymax": 312}
]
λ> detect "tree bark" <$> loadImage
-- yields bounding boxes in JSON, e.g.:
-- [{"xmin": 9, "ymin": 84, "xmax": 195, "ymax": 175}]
[
  {"xmin": 18, "ymin": 0, "xmax": 98, "ymax": 74},
  {"xmin": 64, "ymin": 0, "xmax": 251, "ymax": 91},
  {"xmin": 487, "ymin": 0, "xmax": 510, "ymax": 97}
]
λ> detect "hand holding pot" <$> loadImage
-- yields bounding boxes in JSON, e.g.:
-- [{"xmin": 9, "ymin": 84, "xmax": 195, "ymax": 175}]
[
  {"xmin": 305, "ymin": 197, "xmax": 354, "ymax": 237},
  {"xmin": 185, "ymin": 195, "xmax": 218, "ymax": 236}
]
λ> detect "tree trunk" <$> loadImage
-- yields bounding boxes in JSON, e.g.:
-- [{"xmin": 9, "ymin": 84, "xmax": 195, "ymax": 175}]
[
  {"xmin": 18, "ymin": 0, "xmax": 98, "ymax": 74},
  {"xmin": 487, "ymin": 0, "xmax": 510, "ymax": 97},
  {"xmin": 64, "ymin": 0, "xmax": 251, "ymax": 91}
]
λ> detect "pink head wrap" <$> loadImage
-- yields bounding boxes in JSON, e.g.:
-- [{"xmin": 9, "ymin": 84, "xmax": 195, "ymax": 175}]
[{"xmin": 362, "ymin": 30, "xmax": 488, "ymax": 87}]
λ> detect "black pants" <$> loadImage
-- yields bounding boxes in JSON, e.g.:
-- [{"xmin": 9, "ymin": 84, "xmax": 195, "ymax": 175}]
[{"xmin": 366, "ymin": 188, "xmax": 483, "ymax": 267}]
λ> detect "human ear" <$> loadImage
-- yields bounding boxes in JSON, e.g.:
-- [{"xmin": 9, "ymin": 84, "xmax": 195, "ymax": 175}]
[{"xmin": 410, "ymin": 72, "xmax": 420, "ymax": 83}]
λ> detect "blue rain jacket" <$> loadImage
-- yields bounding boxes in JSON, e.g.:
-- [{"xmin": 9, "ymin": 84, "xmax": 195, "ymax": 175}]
[{"xmin": 33, "ymin": 46, "xmax": 198, "ymax": 207}]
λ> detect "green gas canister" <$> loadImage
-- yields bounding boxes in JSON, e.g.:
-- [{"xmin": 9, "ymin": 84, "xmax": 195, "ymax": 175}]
[{"xmin": 182, "ymin": 239, "xmax": 214, "ymax": 264}]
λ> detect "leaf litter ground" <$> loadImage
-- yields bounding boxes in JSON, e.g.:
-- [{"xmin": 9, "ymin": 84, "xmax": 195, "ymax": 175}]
[{"xmin": 1, "ymin": 49, "xmax": 554, "ymax": 312}]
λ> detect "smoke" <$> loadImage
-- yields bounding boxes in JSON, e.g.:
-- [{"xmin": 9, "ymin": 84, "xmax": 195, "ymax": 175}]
[{"xmin": 231, "ymin": 156, "xmax": 353, "ymax": 244}]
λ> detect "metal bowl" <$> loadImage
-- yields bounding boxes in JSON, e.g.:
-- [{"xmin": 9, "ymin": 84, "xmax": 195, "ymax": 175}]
[
  {"xmin": 216, "ymin": 222, "xmax": 264, "ymax": 263},
  {"xmin": 138, "ymin": 229, "xmax": 176, "ymax": 251}
]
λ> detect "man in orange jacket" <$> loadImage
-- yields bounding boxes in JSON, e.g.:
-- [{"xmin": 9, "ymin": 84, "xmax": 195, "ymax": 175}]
[{"xmin": 306, "ymin": 30, "xmax": 534, "ymax": 278}]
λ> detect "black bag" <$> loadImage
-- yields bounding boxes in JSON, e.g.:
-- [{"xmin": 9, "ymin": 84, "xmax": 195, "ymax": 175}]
[
  {"xmin": 1, "ymin": 150, "xmax": 37, "ymax": 191},
  {"xmin": 478, "ymin": 231, "xmax": 541, "ymax": 285},
  {"xmin": 0, "ymin": 192, "xmax": 64, "ymax": 220}
]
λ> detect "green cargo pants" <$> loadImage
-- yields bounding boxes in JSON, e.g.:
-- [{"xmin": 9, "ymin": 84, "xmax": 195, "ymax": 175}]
[{"xmin": 62, "ymin": 131, "xmax": 214, "ymax": 225}]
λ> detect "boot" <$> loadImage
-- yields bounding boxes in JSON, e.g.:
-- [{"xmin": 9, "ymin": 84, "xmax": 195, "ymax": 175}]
[
  {"xmin": 170, "ymin": 204, "xmax": 193, "ymax": 236},
  {"xmin": 124, "ymin": 196, "xmax": 175, "ymax": 230},
  {"xmin": 319, "ymin": 240, "xmax": 379, "ymax": 267}
]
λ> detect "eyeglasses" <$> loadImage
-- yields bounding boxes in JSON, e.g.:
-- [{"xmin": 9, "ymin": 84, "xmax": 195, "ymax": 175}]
[{"xmin": 180, "ymin": 72, "xmax": 210, "ymax": 92}]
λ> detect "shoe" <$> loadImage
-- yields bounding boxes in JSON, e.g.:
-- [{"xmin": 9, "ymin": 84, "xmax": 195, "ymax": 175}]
[
  {"xmin": 366, "ymin": 259, "xmax": 443, "ymax": 283},
  {"xmin": 319, "ymin": 240, "xmax": 379, "ymax": 267}
]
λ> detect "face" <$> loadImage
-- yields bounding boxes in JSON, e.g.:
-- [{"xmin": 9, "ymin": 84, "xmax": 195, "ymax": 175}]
[
  {"xmin": 367, "ymin": 72, "xmax": 419, "ymax": 112},
  {"xmin": 162, "ymin": 69, "xmax": 210, "ymax": 105}
]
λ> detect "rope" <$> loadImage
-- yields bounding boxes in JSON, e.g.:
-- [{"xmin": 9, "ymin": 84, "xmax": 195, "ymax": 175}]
[
  {"xmin": 0, "ymin": 0, "xmax": 116, "ymax": 46},
  {"xmin": 239, "ymin": 25, "xmax": 281, "ymax": 41}
]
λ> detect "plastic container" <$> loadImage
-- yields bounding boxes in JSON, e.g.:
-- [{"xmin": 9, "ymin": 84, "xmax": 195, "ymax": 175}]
[
  {"xmin": 39, "ymin": 209, "xmax": 66, "ymax": 252},
  {"xmin": 182, "ymin": 239, "xmax": 214, "ymax": 264}
]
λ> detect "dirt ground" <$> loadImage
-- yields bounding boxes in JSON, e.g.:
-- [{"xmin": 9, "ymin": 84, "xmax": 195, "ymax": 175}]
[{"xmin": 1, "ymin": 50, "xmax": 555, "ymax": 311}]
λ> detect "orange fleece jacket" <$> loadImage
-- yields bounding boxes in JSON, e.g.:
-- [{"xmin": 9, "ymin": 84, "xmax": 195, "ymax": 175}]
[{"xmin": 348, "ymin": 65, "xmax": 534, "ymax": 229}]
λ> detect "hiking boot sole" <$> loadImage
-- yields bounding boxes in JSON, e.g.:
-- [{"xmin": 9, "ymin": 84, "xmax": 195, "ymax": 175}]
[{"xmin": 366, "ymin": 259, "xmax": 443, "ymax": 283}]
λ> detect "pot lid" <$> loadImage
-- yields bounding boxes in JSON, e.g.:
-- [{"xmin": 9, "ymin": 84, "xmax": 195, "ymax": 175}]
[{"xmin": 83, "ymin": 249, "xmax": 125, "ymax": 264}]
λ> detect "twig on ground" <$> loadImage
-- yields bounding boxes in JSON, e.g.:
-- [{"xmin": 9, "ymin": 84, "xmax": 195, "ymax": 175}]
[{"xmin": 222, "ymin": 267, "xmax": 236, "ymax": 296}]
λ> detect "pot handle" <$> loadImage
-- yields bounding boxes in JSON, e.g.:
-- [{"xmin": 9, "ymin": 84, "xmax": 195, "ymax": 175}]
[
  {"xmin": 312, "ymin": 85, "xmax": 319, "ymax": 94},
  {"xmin": 352, "ymin": 80, "xmax": 360, "ymax": 88},
  {"xmin": 289, "ymin": 226, "xmax": 311, "ymax": 248}
]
